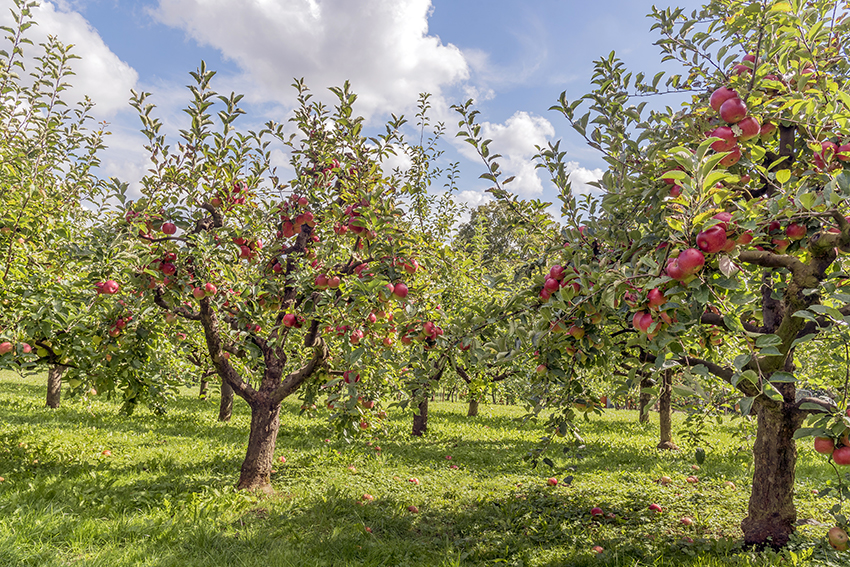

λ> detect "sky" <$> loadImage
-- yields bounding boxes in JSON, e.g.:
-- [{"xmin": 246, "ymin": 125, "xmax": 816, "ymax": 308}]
[{"xmin": 1, "ymin": 0, "xmax": 707, "ymax": 218}]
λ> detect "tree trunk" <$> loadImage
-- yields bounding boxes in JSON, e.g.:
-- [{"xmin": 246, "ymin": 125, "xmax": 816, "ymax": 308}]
[
  {"xmin": 199, "ymin": 379, "xmax": 209, "ymax": 400},
  {"xmin": 46, "ymin": 365, "xmax": 65, "ymax": 409},
  {"xmin": 657, "ymin": 370, "xmax": 678, "ymax": 450},
  {"xmin": 467, "ymin": 398, "xmax": 479, "ymax": 417},
  {"xmin": 740, "ymin": 399, "xmax": 805, "ymax": 548},
  {"xmin": 638, "ymin": 376, "xmax": 652, "ymax": 423},
  {"xmin": 219, "ymin": 378, "xmax": 233, "ymax": 422},
  {"xmin": 412, "ymin": 397, "xmax": 429, "ymax": 436},
  {"xmin": 236, "ymin": 398, "xmax": 281, "ymax": 492}
]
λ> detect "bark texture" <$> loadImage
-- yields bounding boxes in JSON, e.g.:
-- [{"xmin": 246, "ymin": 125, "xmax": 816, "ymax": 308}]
[
  {"xmin": 657, "ymin": 370, "xmax": 678, "ymax": 451},
  {"xmin": 199, "ymin": 379, "xmax": 209, "ymax": 400},
  {"xmin": 46, "ymin": 365, "xmax": 65, "ymax": 409},
  {"xmin": 467, "ymin": 399, "xmax": 479, "ymax": 417},
  {"xmin": 638, "ymin": 376, "xmax": 652, "ymax": 424},
  {"xmin": 412, "ymin": 397, "xmax": 429, "ymax": 436},
  {"xmin": 236, "ymin": 399, "xmax": 281, "ymax": 492},
  {"xmin": 219, "ymin": 379, "xmax": 234, "ymax": 422},
  {"xmin": 740, "ymin": 399, "xmax": 805, "ymax": 548}
]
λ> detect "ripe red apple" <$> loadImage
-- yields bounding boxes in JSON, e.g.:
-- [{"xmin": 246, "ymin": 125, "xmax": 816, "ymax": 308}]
[
  {"xmin": 328, "ymin": 276, "xmax": 341, "ymax": 289},
  {"xmin": 678, "ymin": 248, "xmax": 705, "ymax": 276},
  {"xmin": 544, "ymin": 277, "xmax": 560, "ymax": 292},
  {"xmin": 709, "ymin": 86, "xmax": 738, "ymax": 112},
  {"xmin": 649, "ymin": 503, "xmax": 663, "ymax": 513},
  {"xmin": 735, "ymin": 116, "xmax": 761, "ymax": 142},
  {"xmin": 712, "ymin": 211, "xmax": 733, "ymax": 230},
  {"xmin": 680, "ymin": 516, "xmax": 693, "ymax": 526},
  {"xmin": 536, "ymin": 364, "xmax": 547, "ymax": 373},
  {"xmin": 392, "ymin": 282, "xmax": 409, "ymax": 300},
  {"xmin": 343, "ymin": 370, "xmax": 361, "ymax": 384},
  {"xmin": 838, "ymin": 143, "xmax": 850, "ymax": 162},
  {"xmin": 547, "ymin": 477, "xmax": 558, "ymax": 486},
  {"xmin": 719, "ymin": 97, "xmax": 748, "ymax": 124},
  {"xmin": 829, "ymin": 527, "xmax": 849, "ymax": 551},
  {"xmin": 760, "ymin": 122, "xmax": 777, "ymax": 141},
  {"xmin": 568, "ymin": 325, "xmax": 585, "ymax": 340},
  {"xmin": 161, "ymin": 262, "xmax": 177, "ymax": 276},
  {"xmin": 549, "ymin": 265, "xmax": 565, "ymax": 280},
  {"xmin": 719, "ymin": 146, "xmax": 742, "ymax": 167},
  {"xmin": 204, "ymin": 282, "xmax": 217, "ymax": 296},
  {"xmin": 833, "ymin": 446, "xmax": 850, "ymax": 465},
  {"xmin": 407, "ymin": 505, "xmax": 419, "ymax": 513},
  {"xmin": 814, "ymin": 437, "xmax": 835, "ymax": 455},
  {"xmin": 707, "ymin": 127, "xmax": 737, "ymax": 152},
  {"xmin": 161, "ymin": 222, "xmax": 177, "ymax": 235},
  {"xmin": 192, "ymin": 287, "xmax": 206, "ymax": 299},
  {"xmin": 101, "ymin": 450, "xmax": 112, "ymax": 457},
  {"xmin": 591, "ymin": 507, "xmax": 603, "ymax": 516},
  {"xmin": 666, "ymin": 258, "xmax": 685, "ymax": 281},
  {"xmin": 633, "ymin": 311, "xmax": 653, "ymax": 333},
  {"xmin": 786, "ymin": 223, "xmax": 806, "ymax": 240},
  {"xmin": 404, "ymin": 259, "xmax": 419, "ymax": 274},
  {"xmin": 282, "ymin": 313, "xmax": 298, "ymax": 328},
  {"xmin": 0, "ymin": 342, "xmax": 12, "ymax": 355},
  {"xmin": 697, "ymin": 225, "xmax": 728, "ymax": 254},
  {"xmin": 592, "ymin": 546, "xmax": 604, "ymax": 554},
  {"xmin": 659, "ymin": 476, "xmax": 672, "ymax": 486}
]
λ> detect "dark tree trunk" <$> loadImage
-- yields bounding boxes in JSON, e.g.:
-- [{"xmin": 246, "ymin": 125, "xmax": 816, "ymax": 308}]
[
  {"xmin": 740, "ymin": 399, "xmax": 805, "ymax": 548},
  {"xmin": 236, "ymin": 398, "xmax": 281, "ymax": 492},
  {"xmin": 638, "ymin": 376, "xmax": 652, "ymax": 423},
  {"xmin": 46, "ymin": 365, "xmax": 65, "ymax": 408},
  {"xmin": 467, "ymin": 399, "xmax": 479, "ymax": 417},
  {"xmin": 657, "ymin": 370, "xmax": 678, "ymax": 450},
  {"xmin": 219, "ymin": 378, "xmax": 234, "ymax": 422},
  {"xmin": 412, "ymin": 397, "xmax": 429, "ymax": 436},
  {"xmin": 199, "ymin": 379, "xmax": 209, "ymax": 400}
]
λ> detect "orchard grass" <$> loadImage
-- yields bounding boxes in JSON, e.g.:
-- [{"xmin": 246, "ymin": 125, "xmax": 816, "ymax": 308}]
[{"xmin": 0, "ymin": 371, "xmax": 843, "ymax": 566}]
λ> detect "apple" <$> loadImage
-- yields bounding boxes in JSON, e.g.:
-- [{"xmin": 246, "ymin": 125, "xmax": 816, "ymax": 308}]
[
  {"xmin": 0, "ymin": 342, "xmax": 12, "ymax": 355},
  {"xmin": 204, "ymin": 282, "xmax": 217, "ymax": 296},
  {"xmin": 708, "ymin": 126, "xmax": 737, "ymax": 152},
  {"xmin": 719, "ymin": 97, "xmax": 748, "ymax": 124},
  {"xmin": 591, "ymin": 507, "xmax": 603, "ymax": 516},
  {"xmin": 193, "ymin": 287, "xmax": 206, "ymax": 299},
  {"xmin": 544, "ymin": 277, "xmax": 560, "ymax": 292},
  {"xmin": 687, "ymin": 475, "xmax": 699, "ymax": 483},
  {"xmin": 838, "ymin": 143, "xmax": 850, "ymax": 162},
  {"xmin": 709, "ymin": 86, "xmax": 738, "ymax": 112},
  {"xmin": 407, "ymin": 505, "xmax": 419, "ymax": 513},
  {"xmin": 828, "ymin": 526, "xmax": 849, "ymax": 551},
  {"xmin": 362, "ymin": 493, "xmax": 374, "ymax": 501},
  {"xmin": 161, "ymin": 222, "xmax": 177, "ymax": 235},
  {"xmin": 659, "ymin": 476, "xmax": 673, "ymax": 486},
  {"xmin": 392, "ymin": 282, "xmax": 409, "ymax": 300},
  {"xmin": 680, "ymin": 517, "xmax": 693, "ymax": 525},
  {"xmin": 101, "ymin": 450, "xmax": 112, "ymax": 457},
  {"xmin": 724, "ymin": 481, "xmax": 737, "ymax": 490},
  {"xmin": 404, "ymin": 259, "xmax": 419, "ymax": 274},
  {"xmin": 760, "ymin": 122, "xmax": 777, "ymax": 141},
  {"xmin": 678, "ymin": 248, "xmax": 705, "ymax": 276},
  {"xmin": 160, "ymin": 262, "xmax": 177, "ymax": 276},
  {"xmin": 592, "ymin": 546, "xmax": 604, "ymax": 554},
  {"xmin": 408, "ymin": 477, "xmax": 420, "ymax": 485},
  {"xmin": 343, "ymin": 370, "xmax": 360, "ymax": 384},
  {"xmin": 735, "ymin": 116, "xmax": 761, "ymax": 141},
  {"xmin": 547, "ymin": 477, "xmax": 558, "ymax": 486},
  {"xmin": 96, "ymin": 280, "xmax": 120, "ymax": 294},
  {"xmin": 550, "ymin": 265, "xmax": 565, "ymax": 280},
  {"xmin": 568, "ymin": 325, "xmax": 585, "ymax": 340},
  {"xmin": 536, "ymin": 364, "xmax": 548, "ymax": 374},
  {"xmin": 633, "ymin": 311, "xmax": 653, "ymax": 333},
  {"xmin": 328, "ymin": 276, "xmax": 341, "ymax": 288},
  {"xmin": 833, "ymin": 446, "xmax": 850, "ymax": 465},
  {"xmin": 697, "ymin": 225, "xmax": 727, "ymax": 254},
  {"xmin": 719, "ymin": 146, "xmax": 742, "ymax": 167},
  {"xmin": 691, "ymin": 465, "xmax": 700, "ymax": 470},
  {"xmin": 282, "ymin": 313, "xmax": 298, "ymax": 328},
  {"xmin": 278, "ymin": 456, "xmax": 286, "ymax": 463},
  {"xmin": 649, "ymin": 503, "xmax": 663, "ymax": 513},
  {"xmin": 359, "ymin": 421, "xmax": 370, "ymax": 430},
  {"xmin": 666, "ymin": 257, "xmax": 685, "ymax": 280}
]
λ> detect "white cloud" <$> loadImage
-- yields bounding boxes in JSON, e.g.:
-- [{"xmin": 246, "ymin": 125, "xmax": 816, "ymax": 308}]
[
  {"xmin": 564, "ymin": 161, "xmax": 604, "ymax": 196},
  {"xmin": 455, "ymin": 110, "xmax": 555, "ymax": 197},
  {"xmin": 0, "ymin": 0, "xmax": 138, "ymax": 116},
  {"xmin": 150, "ymin": 0, "xmax": 469, "ymax": 121},
  {"xmin": 457, "ymin": 189, "xmax": 491, "ymax": 208}
]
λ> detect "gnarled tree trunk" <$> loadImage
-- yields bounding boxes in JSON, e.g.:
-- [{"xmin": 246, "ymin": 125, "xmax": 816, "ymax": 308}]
[
  {"xmin": 657, "ymin": 370, "xmax": 678, "ymax": 450},
  {"xmin": 740, "ymin": 398, "xmax": 805, "ymax": 548},
  {"xmin": 46, "ymin": 365, "xmax": 65, "ymax": 408},
  {"xmin": 199, "ymin": 379, "xmax": 209, "ymax": 400},
  {"xmin": 219, "ymin": 378, "xmax": 233, "ymax": 422},
  {"xmin": 467, "ymin": 398, "xmax": 479, "ymax": 417},
  {"xmin": 412, "ymin": 397, "xmax": 428, "ymax": 436},
  {"xmin": 236, "ymin": 398, "xmax": 281, "ymax": 492}
]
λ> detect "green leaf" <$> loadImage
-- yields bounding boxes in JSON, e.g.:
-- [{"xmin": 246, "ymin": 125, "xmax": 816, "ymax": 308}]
[
  {"xmin": 770, "ymin": 372, "xmax": 796, "ymax": 383},
  {"xmin": 791, "ymin": 334, "xmax": 817, "ymax": 348},
  {"xmin": 776, "ymin": 170, "xmax": 791, "ymax": 184},
  {"xmin": 755, "ymin": 334, "xmax": 781, "ymax": 347},
  {"xmin": 759, "ymin": 346, "xmax": 782, "ymax": 356},
  {"xmin": 739, "ymin": 396, "xmax": 755, "ymax": 416},
  {"xmin": 793, "ymin": 427, "xmax": 822, "ymax": 440},
  {"xmin": 799, "ymin": 402, "xmax": 830, "ymax": 413}
]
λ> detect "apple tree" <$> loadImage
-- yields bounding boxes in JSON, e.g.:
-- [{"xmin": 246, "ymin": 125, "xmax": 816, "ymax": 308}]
[{"xmin": 458, "ymin": 0, "xmax": 850, "ymax": 549}]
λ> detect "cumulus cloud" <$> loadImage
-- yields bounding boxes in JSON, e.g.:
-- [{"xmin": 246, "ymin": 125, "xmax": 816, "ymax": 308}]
[
  {"xmin": 150, "ymin": 0, "xmax": 469, "ymax": 120},
  {"xmin": 0, "ymin": 0, "xmax": 138, "ymax": 116},
  {"xmin": 564, "ymin": 161, "xmax": 604, "ymax": 197},
  {"xmin": 455, "ymin": 110, "xmax": 555, "ymax": 197}
]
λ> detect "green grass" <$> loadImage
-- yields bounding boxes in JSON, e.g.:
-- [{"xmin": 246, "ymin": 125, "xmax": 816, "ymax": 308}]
[{"xmin": 0, "ymin": 370, "xmax": 845, "ymax": 566}]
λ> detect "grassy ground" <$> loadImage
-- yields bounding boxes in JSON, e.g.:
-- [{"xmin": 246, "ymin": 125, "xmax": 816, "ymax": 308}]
[{"xmin": 0, "ymin": 371, "xmax": 845, "ymax": 566}]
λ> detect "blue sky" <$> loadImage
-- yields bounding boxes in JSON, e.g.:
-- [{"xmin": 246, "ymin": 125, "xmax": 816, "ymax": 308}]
[{"xmin": 2, "ymin": 0, "xmax": 706, "ymax": 214}]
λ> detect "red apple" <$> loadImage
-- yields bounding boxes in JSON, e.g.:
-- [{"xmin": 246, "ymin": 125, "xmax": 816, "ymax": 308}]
[
  {"xmin": 204, "ymin": 282, "xmax": 217, "ymax": 296},
  {"xmin": 0, "ymin": 342, "xmax": 12, "ymax": 355},
  {"xmin": 544, "ymin": 277, "xmax": 560, "ymax": 292},
  {"xmin": 633, "ymin": 311, "xmax": 653, "ymax": 333},
  {"xmin": 343, "ymin": 370, "xmax": 360, "ymax": 384},
  {"xmin": 697, "ymin": 225, "xmax": 728, "ymax": 254},
  {"xmin": 161, "ymin": 222, "xmax": 177, "ymax": 235},
  {"xmin": 649, "ymin": 503, "xmax": 663, "ymax": 513},
  {"xmin": 708, "ymin": 126, "xmax": 737, "ymax": 152},
  {"xmin": 829, "ymin": 526, "xmax": 849, "ymax": 551},
  {"xmin": 709, "ymin": 86, "xmax": 738, "ymax": 112},
  {"xmin": 735, "ymin": 116, "xmax": 761, "ymax": 141},
  {"xmin": 193, "ymin": 287, "xmax": 206, "ymax": 300},
  {"xmin": 666, "ymin": 258, "xmax": 685, "ymax": 281},
  {"xmin": 719, "ymin": 97, "xmax": 748, "ymax": 124},
  {"xmin": 392, "ymin": 282, "xmax": 409, "ymax": 300},
  {"xmin": 719, "ymin": 146, "xmax": 742, "ymax": 167},
  {"xmin": 591, "ymin": 507, "xmax": 603, "ymax": 516},
  {"xmin": 647, "ymin": 288, "xmax": 665, "ymax": 309},
  {"xmin": 592, "ymin": 546, "xmax": 604, "ymax": 554},
  {"xmin": 404, "ymin": 259, "xmax": 419, "ymax": 274},
  {"xmin": 838, "ymin": 143, "xmax": 850, "ymax": 162},
  {"xmin": 568, "ymin": 325, "xmax": 585, "ymax": 340},
  {"xmin": 786, "ymin": 223, "xmax": 806, "ymax": 240},
  {"xmin": 282, "ymin": 313, "xmax": 298, "ymax": 328},
  {"xmin": 536, "ymin": 364, "xmax": 547, "ymax": 373},
  {"xmin": 834, "ymin": 446, "xmax": 850, "ymax": 466},
  {"xmin": 760, "ymin": 122, "xmax": 777, "ymax": 141},
  {"xmin": 680, "ymin": 516, "xmax": 693, "ymax": 525},
  {"xmin": 677, "ymin": 248, "xmax": 705, "ymax": 276},
  {"xmin": 547, "ymin": 477, "xmax": 558, "ymax": 486},
  {"xmin": 407, "ymin": 505, "xmax": 419, "ymax": 513},
  {"xmin": 814, "ymin": 437, "xmax": 835, "ymax": 455}
]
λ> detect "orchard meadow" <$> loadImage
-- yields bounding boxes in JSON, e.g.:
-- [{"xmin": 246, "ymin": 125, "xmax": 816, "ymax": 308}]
[{"xmin": 3, "ymin": 0, "xmax": 850, "ymax": 564}]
